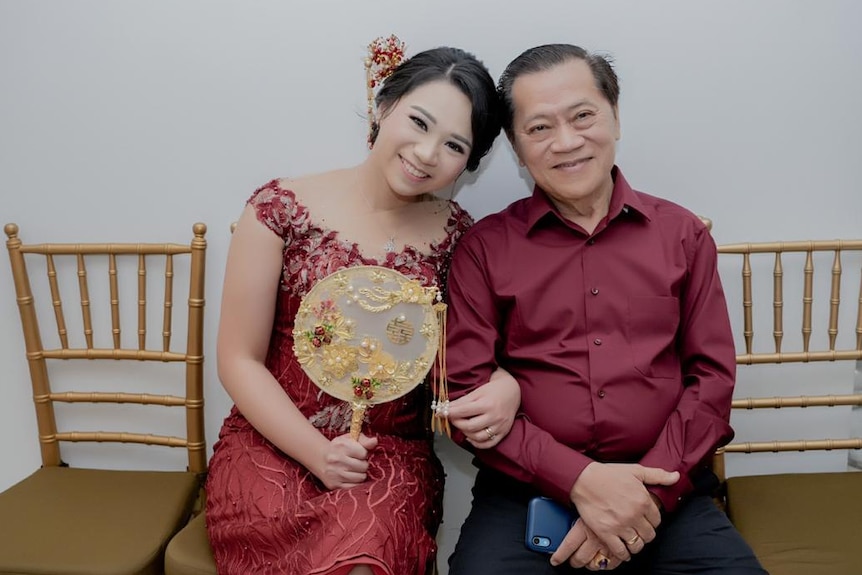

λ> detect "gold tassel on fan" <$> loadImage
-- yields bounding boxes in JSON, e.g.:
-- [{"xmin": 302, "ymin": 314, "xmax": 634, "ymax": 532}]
[{"xmin": 431, "ymin": 299, "xmax": 451, "ymax": 437}]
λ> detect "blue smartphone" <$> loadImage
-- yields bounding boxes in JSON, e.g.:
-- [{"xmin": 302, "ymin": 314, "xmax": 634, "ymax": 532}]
[{"xmin": 525, "ymin": 496, "xmax": 579, "ymax": 553}]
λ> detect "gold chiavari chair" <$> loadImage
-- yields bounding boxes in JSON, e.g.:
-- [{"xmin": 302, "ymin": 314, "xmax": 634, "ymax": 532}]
[
  {"xmin": 0, "ymin": 223, "xmax": 208, "ymax": 575},
  {"xmin": 713, "ymin": 238, "xmax": 862, "ymax": 575},
  {"xmin": 164, "ymin": 225, "xmax": 231, "ymax": 575}
]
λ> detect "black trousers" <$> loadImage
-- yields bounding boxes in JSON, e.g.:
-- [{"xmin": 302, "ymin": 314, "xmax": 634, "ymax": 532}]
[{"xmin": 448, "ymin": 467, "xmax": 767, "ymax": 575}]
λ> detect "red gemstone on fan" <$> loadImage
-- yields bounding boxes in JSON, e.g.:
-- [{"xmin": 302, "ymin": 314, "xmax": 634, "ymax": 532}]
[
  {"xmin": 312, "ymin": 337, "xmax": 322, "ymax": 347},
  {"xmin": 354, "ymin": 387, "xmax": 363, "ymax": 397},
  {"xmin": 365, "ymin": 390, "xmax": 374, "ymax": 399},
  {"xmin": 361, "ymin": 378, "xmax": 371, "ymax": 388},
  {"xmin": 314, "ymin": 326, "xmax": 325, "ymax": 336}
]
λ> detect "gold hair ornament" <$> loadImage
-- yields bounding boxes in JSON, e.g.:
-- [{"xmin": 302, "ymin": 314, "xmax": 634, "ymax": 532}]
[{"xmin": 365, "ymin": 34, "xmax": 406, "ymax": 148}]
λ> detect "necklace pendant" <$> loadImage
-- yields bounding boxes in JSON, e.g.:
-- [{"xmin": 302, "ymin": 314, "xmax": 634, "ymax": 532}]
[{"xmin": 383, "ymin": 237, "xmax": 397, "ymax": 253}]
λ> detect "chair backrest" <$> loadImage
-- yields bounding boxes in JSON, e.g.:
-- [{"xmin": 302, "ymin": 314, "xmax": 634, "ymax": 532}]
[
  {"xmin": 712, "ymin": 238, "xmax": 862, "ymax": 482},
  {"xmin": 4, "ymin": 223, "xmax": 208, "ymax": 474}
]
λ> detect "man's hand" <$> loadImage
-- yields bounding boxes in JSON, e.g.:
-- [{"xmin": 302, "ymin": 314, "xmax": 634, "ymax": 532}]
[
  {"xmin": 569, "ymin": 463, "xmax": 678, "ymax": 561},
  {"xmin": 550, "ymin": 518, "xmax": 624, "ymax": 571}
]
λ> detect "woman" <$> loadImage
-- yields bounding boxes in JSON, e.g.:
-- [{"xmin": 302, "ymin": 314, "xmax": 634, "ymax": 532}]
[{"xmin": 206, "ymin": 46, "xmax": 519, "ymax": 575}]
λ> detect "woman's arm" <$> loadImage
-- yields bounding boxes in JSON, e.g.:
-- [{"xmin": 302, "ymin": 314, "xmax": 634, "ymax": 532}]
[{"xmin": 217, "ymin": 205, "xmax": 376, "ymax": 489}]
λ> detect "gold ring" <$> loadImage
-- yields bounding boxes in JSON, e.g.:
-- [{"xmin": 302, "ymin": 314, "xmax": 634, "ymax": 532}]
[
  {"xmin": 484, "ymin": 426, "xmax": 496, "ymax": 440},
  {"xmin": 626, "ymin": 534, "xmax": 641, "ymax": 546}
]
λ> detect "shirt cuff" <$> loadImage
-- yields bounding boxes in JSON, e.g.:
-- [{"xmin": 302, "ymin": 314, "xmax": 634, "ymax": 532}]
[
  {"xmin": 647, "ymin": 473, "xmax": 694, "ymax": 514},
  {"xmin": 532, "ymin": 441, "xmax": 594, "ymax": 504}
]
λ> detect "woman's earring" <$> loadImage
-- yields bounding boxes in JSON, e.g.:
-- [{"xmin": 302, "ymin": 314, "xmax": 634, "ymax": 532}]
[{"xmin": 368, "ymin": 120, "xmax": 379, "ymax": 150}]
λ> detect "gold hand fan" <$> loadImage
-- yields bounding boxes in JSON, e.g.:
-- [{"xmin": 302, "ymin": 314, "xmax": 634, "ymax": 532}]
[{"xmin": 293, "ymin": 265, "xmax": 448, "ymax": 439}]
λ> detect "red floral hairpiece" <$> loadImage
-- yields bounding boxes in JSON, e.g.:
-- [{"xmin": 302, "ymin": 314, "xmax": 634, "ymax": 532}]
[{"xmin": 365, "ymin": 34, "xmax": 406, "ymax": 147}]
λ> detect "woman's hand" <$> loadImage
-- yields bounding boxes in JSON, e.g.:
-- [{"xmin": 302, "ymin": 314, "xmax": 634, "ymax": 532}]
[
  {"xmin": 315, "ymin": 433, "xmax": 379, "ymax": 490},
  {"xmin": 446, "ymin": 368, "xmax": 520, "ymax": 448}
]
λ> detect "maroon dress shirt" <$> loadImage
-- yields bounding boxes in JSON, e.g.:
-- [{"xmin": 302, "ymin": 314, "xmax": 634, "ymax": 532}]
[{"xmin": 445, "ymin": 167, "xmax": 735, "ymax": 513}]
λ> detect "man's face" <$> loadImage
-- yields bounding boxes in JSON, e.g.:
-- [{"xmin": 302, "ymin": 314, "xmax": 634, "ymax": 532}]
[{"xmin": 510, "ymin": 58, "xmax": 620, "ymax": 209}]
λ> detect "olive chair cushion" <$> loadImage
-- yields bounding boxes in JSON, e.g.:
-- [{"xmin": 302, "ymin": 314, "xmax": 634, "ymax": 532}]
[
  {"xmin": 725, "ymin": 471, "xmax": 862, "ymax": 575},
  {"xmin": 0, "ymin": 466, "xmax": 199, "ymax": 575},
  {"xmin": 164, "ymin": 511, "xmax": 217, "ymax": 575}
]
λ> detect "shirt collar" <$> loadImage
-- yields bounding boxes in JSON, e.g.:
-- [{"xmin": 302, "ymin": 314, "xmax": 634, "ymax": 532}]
[{"xmin": 524, "ymin": 166, "xmax": 653, "ymax": 233}]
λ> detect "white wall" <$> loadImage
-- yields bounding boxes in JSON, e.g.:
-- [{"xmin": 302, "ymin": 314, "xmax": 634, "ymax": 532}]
[{"xmin": 1, "ymin": 0, "xmax": 860, "ymax": 570}]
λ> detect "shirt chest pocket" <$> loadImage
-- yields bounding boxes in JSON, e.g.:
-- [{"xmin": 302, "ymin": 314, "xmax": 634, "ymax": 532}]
[{"xmin": 627, "ymin": 296, "xmax": 681, "ymax": 379}]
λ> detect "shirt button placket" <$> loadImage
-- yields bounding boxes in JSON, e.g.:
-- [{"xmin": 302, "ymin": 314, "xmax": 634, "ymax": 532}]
[{"xmin": 585, "ymin": 236, "xmax": 605, "ymax": 406}]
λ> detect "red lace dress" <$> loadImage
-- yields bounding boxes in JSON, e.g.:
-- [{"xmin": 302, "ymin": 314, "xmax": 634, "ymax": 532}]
[{"xmin": 206, "ymin": 180, "xmax": 473, "ymax": 575}]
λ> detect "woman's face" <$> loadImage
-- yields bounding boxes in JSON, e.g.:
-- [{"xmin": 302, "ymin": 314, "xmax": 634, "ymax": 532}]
[{"xmin": 372, "ymin": 80, "xmax": 473, "ymax": 199}]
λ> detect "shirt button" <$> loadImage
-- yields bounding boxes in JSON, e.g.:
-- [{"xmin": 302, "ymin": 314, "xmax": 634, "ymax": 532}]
[
  {"xmin": 598, "ymin": 390, "xmax": 606, "ymax": 398},
  {"xmin": 587, "ymin": 238, "xmax": 596, "ymax": 245},
  {"xmin": 593, "ymin": 338, "xmax": 602, "ymax": 345},
  {"xmin": 591, "ymin": 288, "xmax": 599, "ymax": 295}
]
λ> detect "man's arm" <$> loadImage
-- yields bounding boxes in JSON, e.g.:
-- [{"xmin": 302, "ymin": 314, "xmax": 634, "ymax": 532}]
[
  {"xmin": 638, "ymin": 224, "xmax": 736, "ymax": 513},
  {"xmin": 445, "ymin": 234, "xmax": 594, "ymax": 503}
]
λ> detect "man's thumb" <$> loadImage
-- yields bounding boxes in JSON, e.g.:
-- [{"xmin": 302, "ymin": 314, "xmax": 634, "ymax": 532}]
[{"xmin": 638, "ymin": 466, "xmax": 680, "ymax": 486}]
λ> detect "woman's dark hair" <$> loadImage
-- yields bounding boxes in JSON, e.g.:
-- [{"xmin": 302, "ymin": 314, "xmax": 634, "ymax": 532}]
[
  {"xmin": 370, "ymin": 47, "xmax": 501, "ymax": 172},
  {"xmin": 497, "ymin": 44, "xmax": 619, "ymax": 137}
]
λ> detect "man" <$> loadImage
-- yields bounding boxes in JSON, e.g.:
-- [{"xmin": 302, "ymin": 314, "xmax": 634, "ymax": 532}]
[{"xmin": 445, "ymin": 44, "xmax": 766, "ymax": 574}]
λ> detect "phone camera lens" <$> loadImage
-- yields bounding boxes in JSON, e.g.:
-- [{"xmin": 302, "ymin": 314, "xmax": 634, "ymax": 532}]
[{"xmin": 532, "ymin": 537, "xmax": 541, "ymax": 545}]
